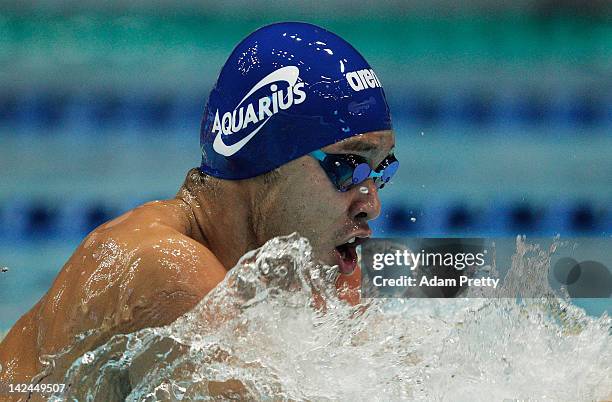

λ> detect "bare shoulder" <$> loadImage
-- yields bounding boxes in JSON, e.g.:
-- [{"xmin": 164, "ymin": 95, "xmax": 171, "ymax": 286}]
[
  {"xmin": 125, "ymin": 222, "xmax": 228, "ymax": 317},
  {"xmin": 1, "ymin": 200, "xmax": 229, "ymax": 383},
  {"xmin": 89, "ymin": 202, "xmax": 228, "ymax": 329},
  {"xmin": 93, "ymin": 200, "xmax": 227, "ymax": 293},
  {"xmin": 37, "ymin": 201, "xmax": 228, "ymax": 350}
]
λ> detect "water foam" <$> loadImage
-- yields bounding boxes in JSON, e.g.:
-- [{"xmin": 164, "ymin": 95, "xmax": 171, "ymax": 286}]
[{"xmin": 48, "ymin": 234, "xmax": 611, "ymax": 401}]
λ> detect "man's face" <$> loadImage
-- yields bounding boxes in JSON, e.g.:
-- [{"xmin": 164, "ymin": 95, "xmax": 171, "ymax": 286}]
[{"xmin": 256, "ymin": 130, "xmax": 395, "ymax": 273}]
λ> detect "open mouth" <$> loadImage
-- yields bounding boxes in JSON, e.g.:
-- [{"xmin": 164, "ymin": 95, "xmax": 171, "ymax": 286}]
[{"xmin": 334, "ymin": 236, "xmax": 368, "ymax": 274}]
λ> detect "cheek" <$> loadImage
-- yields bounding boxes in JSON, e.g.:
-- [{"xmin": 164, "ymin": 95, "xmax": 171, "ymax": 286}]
[
  {"xmin": 267, "ymin": 159, "xmax": 350, "ymax": 237},
  {"xmin": 293, "ymin": 182, "xmax": 348, "ymax": 231}
]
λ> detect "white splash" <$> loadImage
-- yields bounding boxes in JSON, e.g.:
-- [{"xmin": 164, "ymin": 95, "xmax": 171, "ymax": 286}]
[{"xmin": 49, "ymin": 234, "xmax": 611, "ymax": 401}]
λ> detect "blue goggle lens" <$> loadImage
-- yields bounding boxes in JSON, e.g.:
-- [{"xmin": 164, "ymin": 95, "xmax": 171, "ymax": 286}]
[
  {"xmin": 352, "ymin": 163, "xmax": 372, "ymax": 185},
  {"xmin": 313, "ymin": 151, "xmax": 399, "ymax": 192},
  {"xmin": 381, "ymin": 160, "xmax": 399, "ymax": 182}
]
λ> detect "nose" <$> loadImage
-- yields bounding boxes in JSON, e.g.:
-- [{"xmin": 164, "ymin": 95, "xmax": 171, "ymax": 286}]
[{"xmin": 348, "ymin": 179, "xmax": 382, "ymax": 222}]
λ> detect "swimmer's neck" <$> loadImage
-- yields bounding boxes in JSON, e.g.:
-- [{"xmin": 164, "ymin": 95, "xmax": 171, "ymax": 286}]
[{"xmin": 174, "ymin": 180, "xmax": 259, "ymax": 271}]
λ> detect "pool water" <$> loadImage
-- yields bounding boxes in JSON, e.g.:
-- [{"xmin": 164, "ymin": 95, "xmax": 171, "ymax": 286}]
[{"xmin": 39, "ymin": 234, "xmax": 611, "ymax": 401}]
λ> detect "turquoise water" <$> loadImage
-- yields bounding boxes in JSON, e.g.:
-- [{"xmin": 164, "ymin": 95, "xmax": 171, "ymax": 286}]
[{"xmin": 574, "ymin": 298, "xmax": 611, "ymax": 317}]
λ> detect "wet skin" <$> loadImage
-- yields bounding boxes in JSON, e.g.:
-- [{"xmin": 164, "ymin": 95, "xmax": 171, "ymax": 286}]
[{"xmin": 0, "ymin": 130, "xmax": 394, "ymax": 393}]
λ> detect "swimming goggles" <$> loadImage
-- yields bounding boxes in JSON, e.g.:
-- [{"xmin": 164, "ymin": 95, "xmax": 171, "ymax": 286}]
[{"xmin": 310, "ymin": 149, "xmax": 399, "ymax": 192}]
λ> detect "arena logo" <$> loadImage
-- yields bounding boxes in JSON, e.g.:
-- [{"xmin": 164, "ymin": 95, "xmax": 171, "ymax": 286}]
[
  {"xmin": 212, "ymin": 66, "xmax": 306, "ymax": 156},
  {"xmin": 345, "ymin": 68, "xmax": 382, "ymax": 92}
]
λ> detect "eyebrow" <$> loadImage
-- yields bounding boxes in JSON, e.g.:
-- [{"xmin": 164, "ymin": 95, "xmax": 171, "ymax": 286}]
[{"xmin": 336, "ymin": 141, "xmax": 380, "ymax": 152}]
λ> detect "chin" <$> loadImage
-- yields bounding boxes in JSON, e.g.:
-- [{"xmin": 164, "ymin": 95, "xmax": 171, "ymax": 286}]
[{"xmin": 313, "ymin": 249, "xmax": 337, "ymax": 267}]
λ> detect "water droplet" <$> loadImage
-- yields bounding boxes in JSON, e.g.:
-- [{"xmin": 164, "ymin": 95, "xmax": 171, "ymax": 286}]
[
  {"xmin": 81, "ymin": 351, "xmax": 95, "ymax": 364},
  {"xmin": 410, "ymin": 217, "xmax": 417, "ymax": 222},
  {"xmin": 276, "ymin": 266, "xmax": 288, "ymax": 277}
]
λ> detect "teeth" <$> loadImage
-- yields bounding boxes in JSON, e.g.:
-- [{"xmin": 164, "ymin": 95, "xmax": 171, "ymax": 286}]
[{"xmin": 347, "ymin": 237, "xmax": 356, "ymax": 244}]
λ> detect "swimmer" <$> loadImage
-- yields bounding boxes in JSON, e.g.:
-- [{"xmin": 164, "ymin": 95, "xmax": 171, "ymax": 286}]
[{"xmin": 0, "ymin": 22, "xmax": 397, "ymax": 390}]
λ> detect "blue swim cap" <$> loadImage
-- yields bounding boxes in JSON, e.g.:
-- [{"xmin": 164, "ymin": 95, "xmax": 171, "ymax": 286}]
[{"xmin": 200, "ymin": 22, "xmax": 392, "ymax": 179}]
